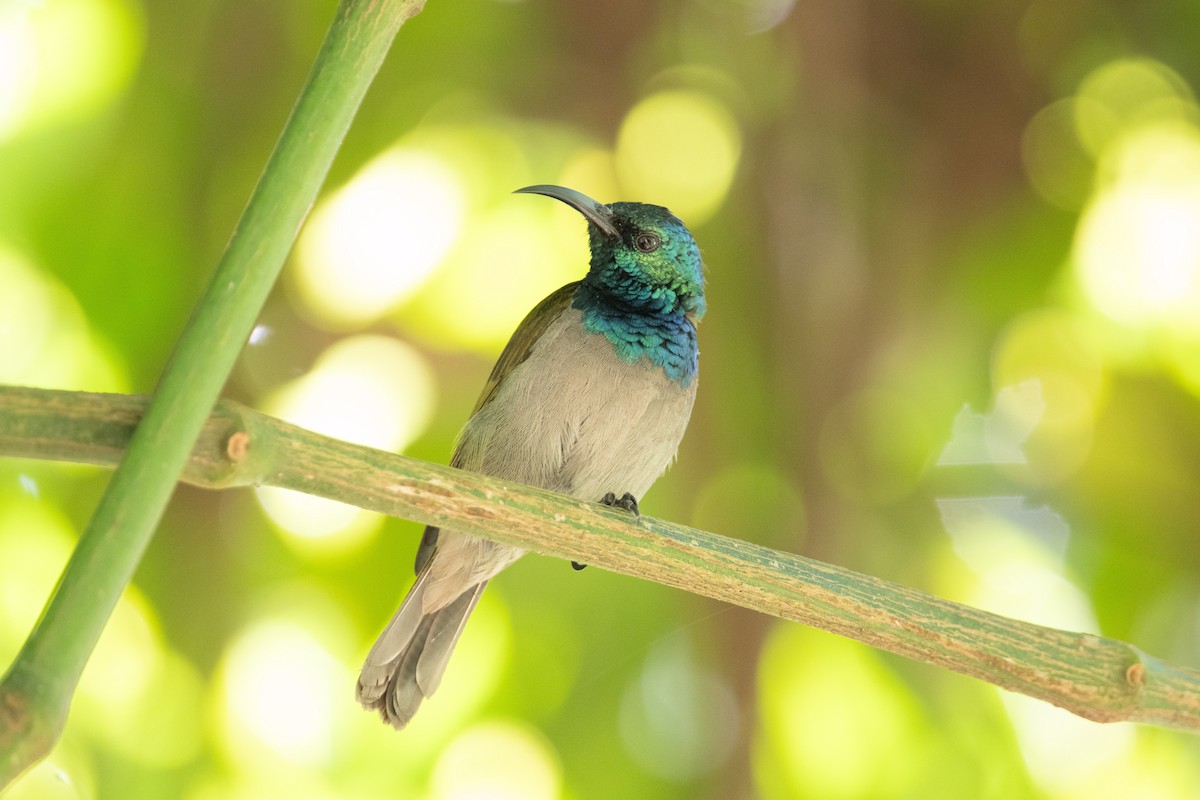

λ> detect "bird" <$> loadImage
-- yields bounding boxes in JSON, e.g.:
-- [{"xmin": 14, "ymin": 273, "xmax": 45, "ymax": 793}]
[{"xmin": 356, "ymin": 184, "xmax": 706, "ymax": 729}]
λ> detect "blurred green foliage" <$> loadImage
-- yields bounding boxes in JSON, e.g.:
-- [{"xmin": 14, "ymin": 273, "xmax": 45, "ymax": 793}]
[{"xmin": 3, "ymin": 0, "xmax": 1200, "ymax": 798}]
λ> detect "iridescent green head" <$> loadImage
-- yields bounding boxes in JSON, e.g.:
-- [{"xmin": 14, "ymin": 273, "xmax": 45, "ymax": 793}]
[{"xmin": 515, "ymin": 185, "xmax": 705, "ymax": 319}]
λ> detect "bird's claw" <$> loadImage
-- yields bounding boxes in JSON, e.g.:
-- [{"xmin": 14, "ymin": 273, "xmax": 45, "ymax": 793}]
[
  {"xmin": 600, "ymin": 491, "xmax": 640, "ymax": 517},
  {"xmin": 571, "ymin": 492, "xmax": 641, "ymax": 572}
]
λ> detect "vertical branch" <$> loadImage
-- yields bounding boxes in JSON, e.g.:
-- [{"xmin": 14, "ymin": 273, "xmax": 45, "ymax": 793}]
[{"xmin": 0, "ymin": 0, "xmax": 426, "ymax": 788}]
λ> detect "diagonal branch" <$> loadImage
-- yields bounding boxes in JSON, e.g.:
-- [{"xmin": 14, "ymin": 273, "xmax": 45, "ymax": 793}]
[{"xmin": 3, "ymin": 384, "xmax": 1199, "ymax": 733}]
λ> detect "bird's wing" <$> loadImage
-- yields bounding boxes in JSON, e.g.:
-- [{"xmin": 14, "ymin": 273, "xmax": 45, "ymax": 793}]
[
  {"xmin": 461, "ymin": 280, "xmax": 581, "ymax": 419},
  {"xmin": 413, "ymin": 281, "xmax": 580, "ymax": 574}
]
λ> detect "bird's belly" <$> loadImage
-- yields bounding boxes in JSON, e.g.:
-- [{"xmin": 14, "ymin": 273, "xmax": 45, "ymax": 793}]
[{"xmin": 455, "ymin": 307, "xmax": 698, "ymax": 504}]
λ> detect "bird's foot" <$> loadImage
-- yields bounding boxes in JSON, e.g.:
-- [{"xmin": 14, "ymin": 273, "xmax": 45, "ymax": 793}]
[
  {"xmin": 601, "ymin": 491, "xmax": 640, "ymax": 517},
  {"xmin": 573, "ymin": 493, "xmax": 641, "ymax": 571}
]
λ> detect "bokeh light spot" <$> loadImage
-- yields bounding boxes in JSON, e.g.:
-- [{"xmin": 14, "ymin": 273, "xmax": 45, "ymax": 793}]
[
  {"xmin": 1002, "ymin": 694, "xmax": 1136, "ymax": 796},
  {"xmin": 0, "ymin": 497, "xmax": 76, "ymax": 660},
  {"xmin": 938, "ymin": 380, "xmax": 1045, "ymax": 466},
  {"xmin": 17, "ymin": 473, "xmax": 40, "ymax": 498},
  {"xmin": 0, "ymin": 243, "xmax": 126, "ymax": 391},
  {"xmin": 84, "ymin": 651, "xmax": 206, "ymax": 768},
  {"xmin": 295, "ymin": 149, "xmax": 467, "ymax": 329},
  {"xmin": 77, "ymin": 587, "xmax": 167, "ymax": 735},
  {"xmin": 256, "ymin": 335, "xmax": 436, "ymax": 552},
  {"xmin": 991, "ymin": 310, "xmax": 1106, "ymax": 483},
  {"xmin": 0, "ymin": 0, "xmax": 142, "ymax": 141},
  {"xmin": 399, "ymin": 197, "xmax": 588, "ymax": 352},
  {"xmin": 218, "ymin": 620, "xmax": 342, "ymax": 767},
  {"xmin": 1052, "ymin": 734, "xmax": 1200, "ymax": 800},
  {"xmin": 5, "ymin": 757, "xmax": 92, "ymax": 800},
  {"xmin": 1075, "ymin": 127, "xmax": 1200, "ymax": 333},
  {"xmin": 757, "ymin": 627, "xmax": 924, "ymax": 798},
  {"xmin": 1074, "ymin": 59, "xmax": 1196, "ymax": 156},
  {"xmin": 431, "ymin": 720, "xmax": 561, "ymax": 800},
  {"xmin": 256, "ymin": 488, "xmax": 375, "ymax": 553},
  {"xmin": 616, "ymin": 90, "xmax": 741, "ymax": 224},
  {"xmin": 558, "ymin": 148, "xmax": 620, "ymax": 205},
  {"xmin": 247, "ymin": 324, "xmax": 272, "ymax": 347},
  {"xmin": 937, "ymin": 496, "xmax": 1097, "ymax": 632},
  {"xmin": 691, "ymin": 462, "xmax": 805, "ymax": 550},
  {"xmin": 0, "ymin": 8, "xmax": 35, "ymax": 140},
  {"xmin": 992, "ymin": 311, "xmax": 1105, "ymax": 420},
  {"xmin": 264, "ymin": 334, "xmax": 435, "ymax": 451},
  {"xmin": 0, "ymin": 497, "xmax": 205, "ymax": 771},
  {"xmin": 819, "ymin": 385, "xmax": 937, "ymax": 504},
  {"xmin": 1022, "ymin": 98, "xmax": 1095, "ymax": 210},
  {"xmin": 738, "ymin": 0, "xmax": 798, "ymax": 33},
  {"xmin": 618, "ymin": 632, "xmax": 739, "ymax": 781}
]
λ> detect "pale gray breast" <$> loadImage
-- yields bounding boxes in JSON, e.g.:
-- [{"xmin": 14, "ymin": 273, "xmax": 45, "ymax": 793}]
[{"xmin": 454, "ymin": 306, "xmax": 698, "ymax": 504}]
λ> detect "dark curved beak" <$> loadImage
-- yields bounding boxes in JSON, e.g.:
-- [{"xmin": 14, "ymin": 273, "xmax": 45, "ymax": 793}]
[{"xmin": 515, "ymin": 184, "xmax": 620, "ymax": 238}]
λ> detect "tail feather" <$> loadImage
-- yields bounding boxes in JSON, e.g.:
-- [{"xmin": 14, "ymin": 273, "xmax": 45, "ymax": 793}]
[
  {"xmin": 356, "ymin": 577, "xmax": 487, "ymax": 729},
  {"xmin": 360, "ymin": 568, "xmax": 431, "ymax": 674},
  {"xmin": 417, "ymin": 584, "xmax": 484, "ymax": 695}
]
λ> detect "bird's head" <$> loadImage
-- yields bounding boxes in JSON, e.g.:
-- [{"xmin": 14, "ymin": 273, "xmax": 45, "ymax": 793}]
[{"xmin": 516, "ymin": 185, "xmax": 705, "ymax": 319}]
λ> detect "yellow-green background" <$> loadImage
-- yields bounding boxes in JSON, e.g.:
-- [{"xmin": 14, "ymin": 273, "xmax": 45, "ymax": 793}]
[{"xmin": 3, "ymin": 0, "xmax": 1200, "ymax": 797}]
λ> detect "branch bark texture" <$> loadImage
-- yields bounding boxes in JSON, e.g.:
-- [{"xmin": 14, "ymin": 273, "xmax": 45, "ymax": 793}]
[{"xmin": 4, "ymin": 385, "xmax": 1198, "ymax": 734}]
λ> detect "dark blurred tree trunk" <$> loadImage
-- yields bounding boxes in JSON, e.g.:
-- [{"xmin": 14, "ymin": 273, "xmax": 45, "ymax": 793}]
[{"xmin": 708, "ymin": 2, "xmax": 1045, "ymax": 798}]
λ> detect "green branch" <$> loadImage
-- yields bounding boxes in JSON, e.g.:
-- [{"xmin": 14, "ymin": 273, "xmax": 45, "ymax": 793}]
[
  {"xmin": 4, "ymin": 385, "xmax": 1199, "ymax": 735},
  {"xmin": 0, "ymin": 0, "xmax": 425, "ymax": 788}
]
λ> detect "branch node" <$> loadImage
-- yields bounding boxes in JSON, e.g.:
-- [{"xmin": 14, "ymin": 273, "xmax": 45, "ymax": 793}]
[
  {"xmin": 225, "ymin": 431, "xmax": 250, "ymax": 462},
  {"xmin": 1126, "ymin": 661, "xmax": 1146, "ymax": 689}
]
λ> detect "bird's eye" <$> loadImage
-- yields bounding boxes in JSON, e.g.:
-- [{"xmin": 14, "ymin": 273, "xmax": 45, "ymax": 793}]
[{"xmin": 634, "ymin": 232, "xmax": 661, "ymax": 253}]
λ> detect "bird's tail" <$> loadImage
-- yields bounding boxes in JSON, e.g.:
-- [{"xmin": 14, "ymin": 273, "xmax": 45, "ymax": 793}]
[{"xmin": 356, "ymin": 567, "xmax": 486, "ymax": 729}]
